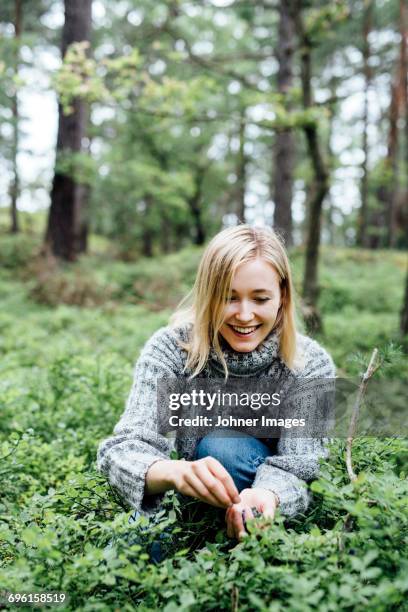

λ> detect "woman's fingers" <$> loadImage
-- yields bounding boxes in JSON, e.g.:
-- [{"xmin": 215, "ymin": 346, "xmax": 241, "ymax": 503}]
[
  {"xmin": 192, "ymin": 461, "xmax": 237, "ymax": 507},
  {"xmin": 205, "ymin": 457, "xmax": 241, "ymax": 504},
  {"xmin": 186, "ymin": 481, "xmax": 223, "ymax": 508},
  {"xmin": 258, "ymin": 490, "xmax": 278, "ymax": 519},
  {"xmin": 232, "ymin": 508, "xmax": 246, "ymax": 540},
  {"xmin": 260, "ymin": 505, "xmax": 275, "ymax": 519},
  {"xmin": 226, "ymin": 505, "xmax": 247, "ymax": 540},
  {"xmin": 183, "ymin": 470, "xmax": 225, "ymax": 508},
  {"xmin": 225, "ymin": 489, "xmax": 279, "ymax": 540},
  {"xmin": 245, "ymin": 507, "xmax": 254, "ymax": 521},
  {"xmin": 225, "ymin": 506, "xmax": 234, "ymax": 538},
  {"xmin": 174, "ymin": 457, "xmax": 241, "ymax": 508}
]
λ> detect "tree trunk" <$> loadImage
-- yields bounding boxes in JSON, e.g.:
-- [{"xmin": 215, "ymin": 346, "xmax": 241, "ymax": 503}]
[
  {"xmin": 302, "ymin": 124, "xmax": 329, "ymax": 332},
  {"xmin": 142, "ymin": 230, "xmax": 153, "ymax": 257},
  {"xmin": 188, "ymin": 167, "xmax": 206, "ymax": 245},
  {"xmin": 273, "ymin": 0, "xmax": 295, "ymax": 248},
  {"xmin": 399, "ymin": 6, "xmax": 408, "ymax": 316},
  {"xmin": 401, "ymin": 263, "xmax": 408, "ymax": 337},
  {"xmin": 374, "ymin": 0, "xmax": 407, "ymax": 248},
  {"xmin": 160, "ymin": 209, "xmax": 172, "ymax": 253},
  {"xmin": 45, "ymin": 0, "xmax": 92, "ymax": 261},
  {"xmin": 397, "ymin": 0, "xmax": 408, "ymax": 249},
  {"xmin": 10, "ymin": 0, "xmax": 22, "ymax": 234},
  {"xmin": 324, "ymin": 71, "xmax": 337, "ymax": 247},
  {"xmin": 190, "ymin": 203, "xmax": 205, "ymax": 245},
  {"xmin": 384, "ymin": 77, "xmax": 400, "ymax": 248},
  {"xmin": 236, "ymin": 110, "xmax": 247, "ymax": 223},
  {"xmin": 289, "ymin": 1, "xmax": 330, "ymax": 333},
  {"xmin": 357, "ymin": 0, "xmax": 373, "ymax": 248}
]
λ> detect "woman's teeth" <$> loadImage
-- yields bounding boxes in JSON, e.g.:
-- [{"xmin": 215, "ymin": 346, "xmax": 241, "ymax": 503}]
[{"xmin": 230, "ymin": 325, "xmax": 259, "ymax": 335}]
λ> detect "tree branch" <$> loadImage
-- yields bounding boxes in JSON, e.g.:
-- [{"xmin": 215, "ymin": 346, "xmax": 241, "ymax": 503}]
[
  {"xmin": 346, "ymin": 348, "xmax": 380, "ymax": 482},
  {"xmin": 162, "ymin": 23, "xmax": 263, "ymax": 91}
]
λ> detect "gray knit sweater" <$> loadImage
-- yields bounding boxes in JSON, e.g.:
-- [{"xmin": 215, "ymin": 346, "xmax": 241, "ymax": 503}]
[{"xmin": 97, "ymin": 325, "xmax": 335, "ymax": 518}]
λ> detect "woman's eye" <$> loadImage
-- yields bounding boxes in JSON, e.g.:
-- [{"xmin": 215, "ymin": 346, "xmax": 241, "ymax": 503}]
[{"xmin": 226, "ymin": 297, "xmax": 270, "ymax": 303}]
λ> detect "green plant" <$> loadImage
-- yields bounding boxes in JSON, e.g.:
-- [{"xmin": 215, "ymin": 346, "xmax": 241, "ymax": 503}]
[{"xmin": 1, "ymin": 240, "xmax": 407, "ymax": 611}]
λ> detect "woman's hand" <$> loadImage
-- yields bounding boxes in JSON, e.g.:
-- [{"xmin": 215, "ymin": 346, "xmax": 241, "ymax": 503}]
[
  {"xmin": 225, "ymin": 488, "xmax": 278, "ymax": 540},
  {"xmin": 146, "ymin": 458, "xmax": 241, "ymax": 508},
  {"xmin": 173, "ymin": 457, "xmax": 241, "ymax": 508}
]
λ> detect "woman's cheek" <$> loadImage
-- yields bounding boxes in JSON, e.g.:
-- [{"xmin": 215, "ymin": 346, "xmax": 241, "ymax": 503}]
[
  {"xmin": 263, "ymin": 304, "xmax": 279, "ymax": 323},
  {"xmin": 224, "ymin": 305, "xmax": 235, "ymax": 318}
]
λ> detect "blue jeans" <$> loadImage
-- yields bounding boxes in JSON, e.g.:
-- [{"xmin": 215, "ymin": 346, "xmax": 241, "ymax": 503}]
[
  {"xmin": 128, "ymin": 430, "xmax": 274, "ymax": 562},
  {"xmin": 194, "ymin": 429, "xmax": 273, "ymax": 492}
]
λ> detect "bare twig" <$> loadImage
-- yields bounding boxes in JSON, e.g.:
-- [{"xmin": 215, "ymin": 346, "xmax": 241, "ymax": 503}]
[
  {"xmin": 231, "ymin": 586, "xmax": 239, "ymax": 612},
  {"xmin": 346, "ymin": 348, "xmax": 379, "ymax": 482},
  {"xmin": 338, "ymin": 512, "xmax": 354, "ymax": 552}
]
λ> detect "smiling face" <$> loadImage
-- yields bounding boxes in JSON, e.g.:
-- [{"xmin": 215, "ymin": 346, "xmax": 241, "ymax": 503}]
[{"xmin": 219, "ymin": 257, "xmax": 282, "ymax": 353}]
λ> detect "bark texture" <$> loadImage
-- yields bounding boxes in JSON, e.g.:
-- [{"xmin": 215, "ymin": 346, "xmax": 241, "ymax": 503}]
[
  {"xmin": 45, "ymin": 0, "xmax": 92, "ymax": 260},
  {"xmin": 289, "ymin": 0, "xmax": 330, "ymax": 333},
  {"xmin": 273, "ymin": 0, "xmax": 295, "ymax": 247},
  {"xmin": 236, "ymin": 110, "xmax": 247, "ymax": 223},
  {"xmin": 188, "ymin": 166, "xmax": 206, "ymax": 246},
  {"xmin": 10, "ymin": 0, "xmax": 22, "ymax": 234},
  {"xmin": 401, "ymin": 264, "xmax": 408, "ymax": 337},
  {"xmin": 373, "ymin": 0, "xmax": 407, "ymax": 248},
  {"xmin": 357, "ymin": 0, "xmax": 373, "ymax": 247},
  {"xmin": 399, "ymin": 0, "xmax": 408, "ymax": 250}
]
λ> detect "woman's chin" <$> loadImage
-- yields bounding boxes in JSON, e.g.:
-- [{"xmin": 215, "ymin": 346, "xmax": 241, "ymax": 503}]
[
  {"xmin": 233, "ymin": 344, "xmax": 257, "ymax": 353},
  {"xmin": 221, "ymin": 332, "xmax": 262, "ymax": 352}
]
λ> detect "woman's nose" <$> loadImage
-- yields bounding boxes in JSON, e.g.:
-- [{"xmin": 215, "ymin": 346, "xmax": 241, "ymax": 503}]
[{"xmin": 235, "ymin": 302, "xmax": 254, "ymax": 322}]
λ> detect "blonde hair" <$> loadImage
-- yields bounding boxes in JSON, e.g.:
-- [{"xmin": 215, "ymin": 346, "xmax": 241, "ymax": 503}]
[{"xmin": 170, "ymin": 224, "xmax": 298, "ymax": 378}]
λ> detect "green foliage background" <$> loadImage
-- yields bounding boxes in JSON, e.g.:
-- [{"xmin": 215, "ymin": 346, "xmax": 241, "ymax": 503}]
[{"xmin": 0, "ymin": 235, "xmax": 407, "ymax": 611}]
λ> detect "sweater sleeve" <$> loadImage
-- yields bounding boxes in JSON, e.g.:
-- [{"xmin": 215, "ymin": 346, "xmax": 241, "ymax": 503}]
[
  {"xmin": 96, "ymin": 326, "xmax": 185, "ymax": 515},
  {"xmin": 252, "ymin": 336, "xmax": 336, "ymax": 518}
]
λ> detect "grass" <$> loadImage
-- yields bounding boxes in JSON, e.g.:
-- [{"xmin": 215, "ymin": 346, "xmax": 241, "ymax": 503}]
[{"xmin": 0, "ymin": 233, "xmax": 407, "ymax": 611}]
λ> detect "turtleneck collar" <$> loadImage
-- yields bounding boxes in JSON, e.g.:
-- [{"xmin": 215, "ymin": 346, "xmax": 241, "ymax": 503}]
[{"xmin": 208, "ymin": 330, "xmax": 280, "ymax": 377}]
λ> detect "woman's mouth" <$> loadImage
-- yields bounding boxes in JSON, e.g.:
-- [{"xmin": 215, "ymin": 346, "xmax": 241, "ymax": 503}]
[{"xmin": 228, "ymin": 324, "xmax": 262, "ymax": 338}]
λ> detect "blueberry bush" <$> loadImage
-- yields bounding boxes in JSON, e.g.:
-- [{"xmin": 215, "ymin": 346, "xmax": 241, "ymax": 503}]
[{"xmin": 0, "ymin": 237, "xmax": 407, "ymax": 611}]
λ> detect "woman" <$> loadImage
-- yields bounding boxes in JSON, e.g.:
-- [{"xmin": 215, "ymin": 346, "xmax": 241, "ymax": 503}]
[{"xmin": 97, "ymin": 225, "xmax": 335, "ymax": 542}]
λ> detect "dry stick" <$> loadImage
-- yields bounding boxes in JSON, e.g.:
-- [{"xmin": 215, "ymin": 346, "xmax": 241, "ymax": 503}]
[
  {"xmin": 346, "ymin": 348, "xmax": 379, "ymax": 482},
  {"xmin": 231, "ymin": 586, "xmax": 239, "ymax": 612}
]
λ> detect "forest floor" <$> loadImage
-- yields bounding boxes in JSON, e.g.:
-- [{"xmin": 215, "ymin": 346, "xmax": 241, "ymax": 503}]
[{"xmin": 0, "ymin": 234, "xmax": 407, "ymax": 611}]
